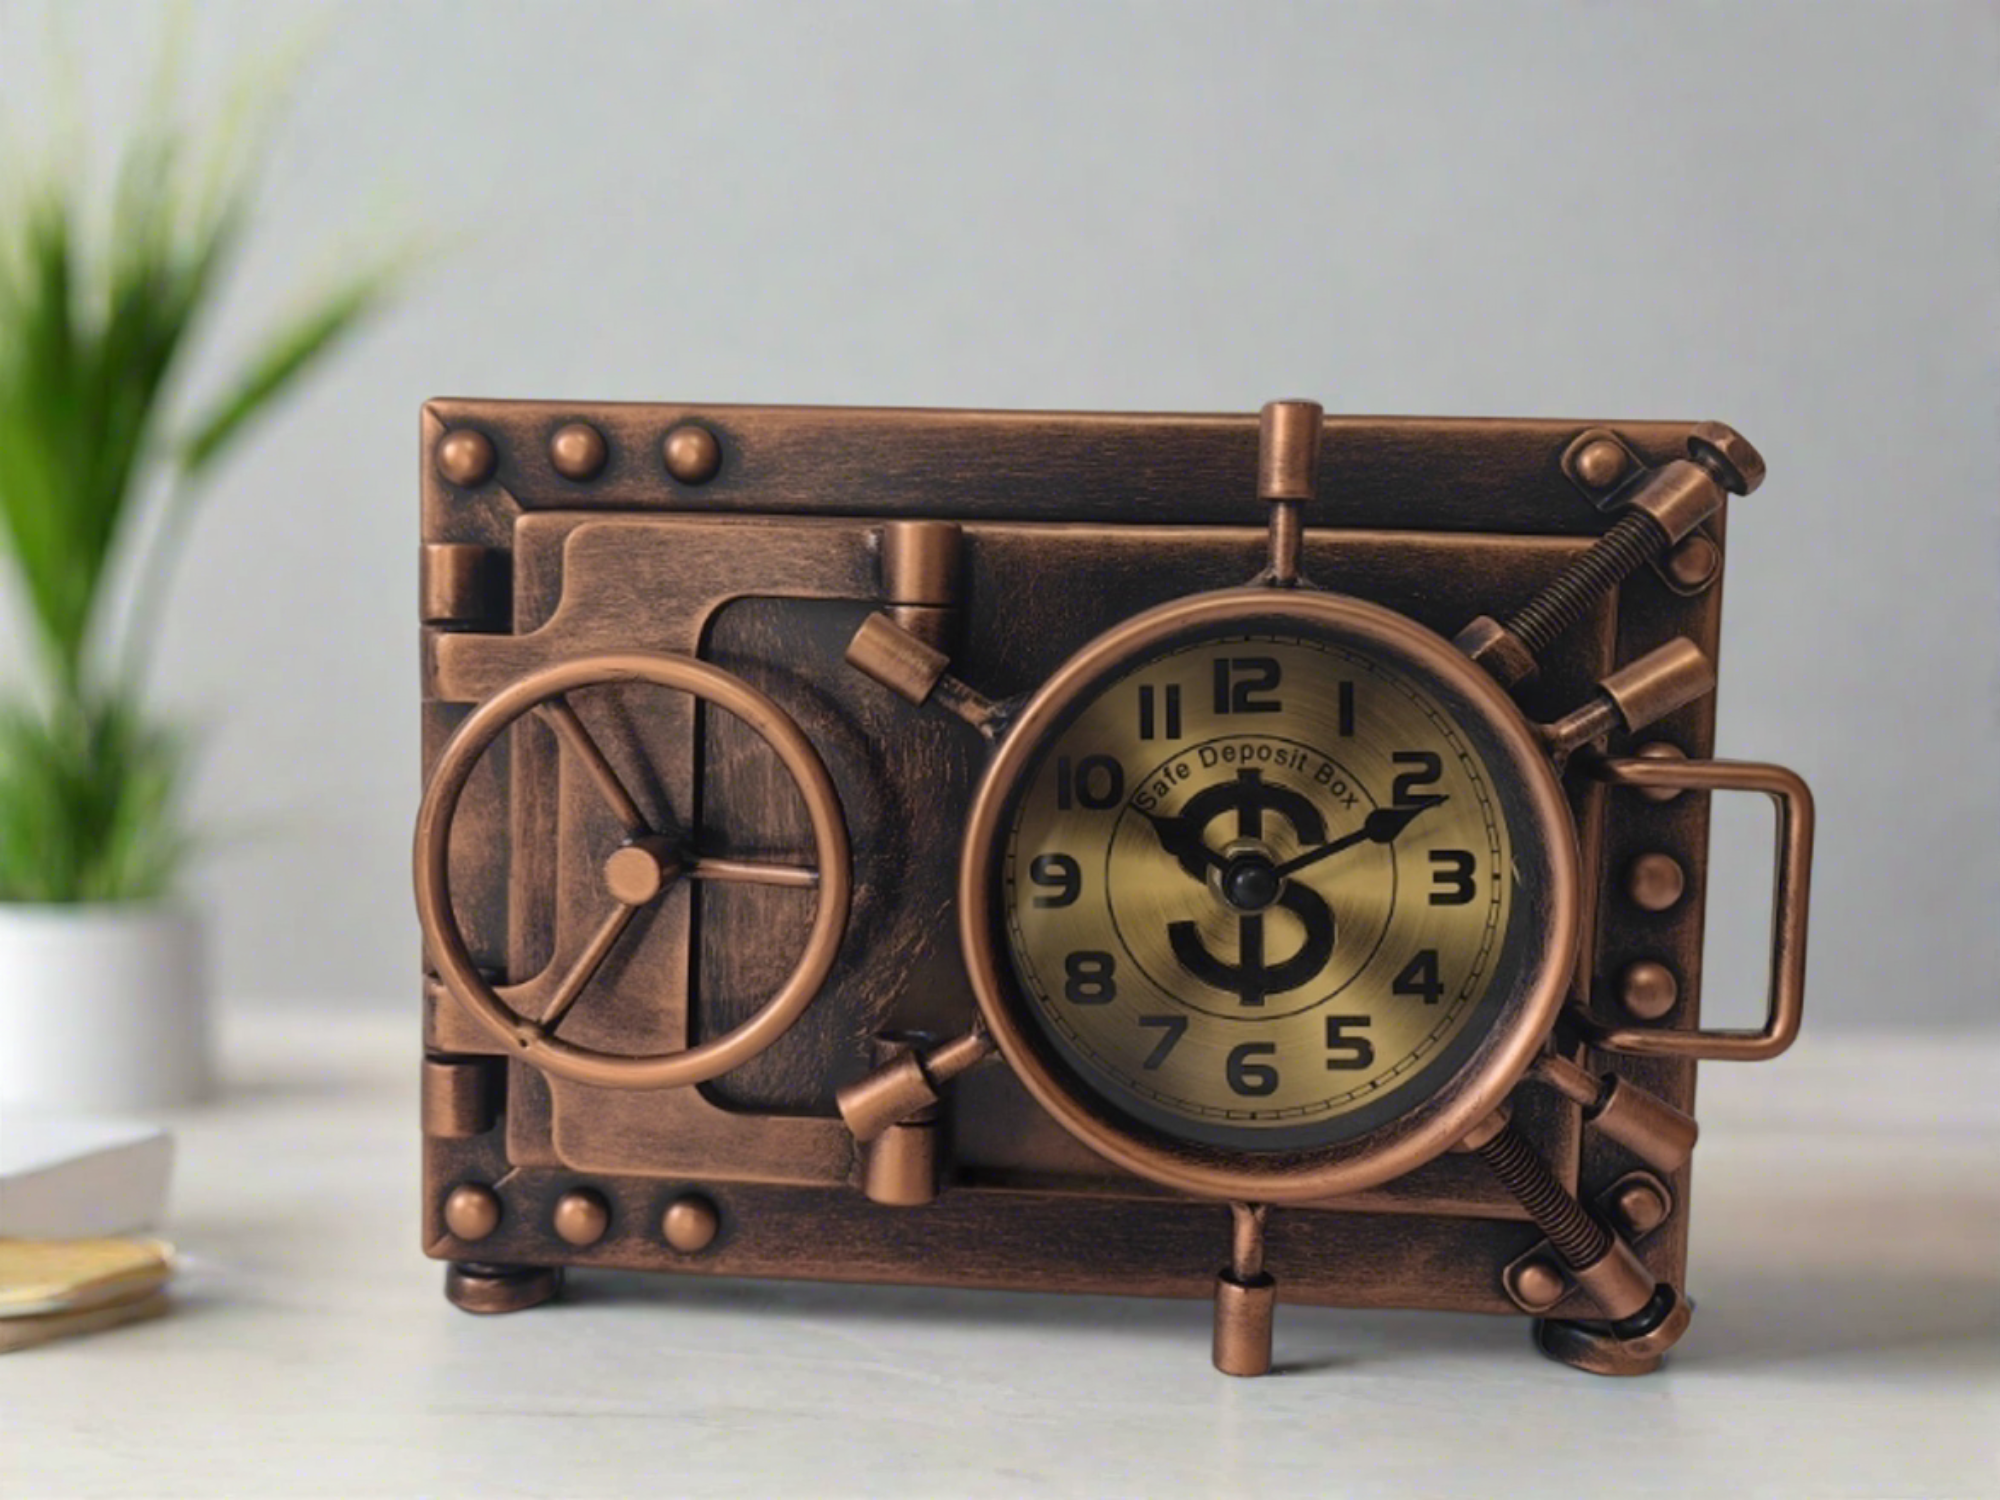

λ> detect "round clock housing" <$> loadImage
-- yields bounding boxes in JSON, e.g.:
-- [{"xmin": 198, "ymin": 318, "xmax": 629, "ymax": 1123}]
[{"xmin": 960, "ymin": 589, "xmax": 1581, "ymax": 1203}]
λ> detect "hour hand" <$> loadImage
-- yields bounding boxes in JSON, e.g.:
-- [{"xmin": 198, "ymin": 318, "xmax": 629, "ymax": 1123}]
[{"xmin": 1139, "ymin": 808, "xmax": 1225, "ymax": 883}]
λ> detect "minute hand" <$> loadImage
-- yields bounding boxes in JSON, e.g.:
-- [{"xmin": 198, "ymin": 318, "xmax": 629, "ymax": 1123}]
[{"xmin": 1272, "ymin": 796, "xmax": 1447, "ymax": 879}]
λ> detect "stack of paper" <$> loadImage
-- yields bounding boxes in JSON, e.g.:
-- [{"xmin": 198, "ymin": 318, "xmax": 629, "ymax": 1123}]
[
  {"xmin": 0, "ymin": 1111, "xmax": 174, "ymax": 1239},
  {"xmin": 0, "ymin": 1237, "xmax": 174, "ymax": 1352}
]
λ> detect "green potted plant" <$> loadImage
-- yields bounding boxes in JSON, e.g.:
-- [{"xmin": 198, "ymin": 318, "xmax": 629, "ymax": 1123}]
[{"xmin": 0, "ymin": 63, "xmax": 395, "ymax": 1110}]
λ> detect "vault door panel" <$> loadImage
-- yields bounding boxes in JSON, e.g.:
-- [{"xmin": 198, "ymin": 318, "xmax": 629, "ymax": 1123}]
[{"xmin": 696, "ymin": 596, "xmax": 983, "ymax": 1115}]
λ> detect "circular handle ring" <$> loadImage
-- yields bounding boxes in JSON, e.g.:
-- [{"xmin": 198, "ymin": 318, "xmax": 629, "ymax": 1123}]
[{"xmin": 415, "ymin": 652, "xmax": 851, "ymax": 1090}]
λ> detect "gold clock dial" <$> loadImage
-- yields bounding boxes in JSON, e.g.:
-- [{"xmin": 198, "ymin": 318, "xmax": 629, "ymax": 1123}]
[{"xmin": 1000, "ymin": 629, "xmax": 1516, "ymax": 1149}]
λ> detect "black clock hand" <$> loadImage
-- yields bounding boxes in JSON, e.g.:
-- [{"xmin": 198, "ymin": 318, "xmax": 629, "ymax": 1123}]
[
  {"xmin": 1138, "ymin": 808, "xmax": 1227, "ymax": 883},
  {"xmin": 1272, "ymin": 796, "xmax": 1447, "ymax": 879}
]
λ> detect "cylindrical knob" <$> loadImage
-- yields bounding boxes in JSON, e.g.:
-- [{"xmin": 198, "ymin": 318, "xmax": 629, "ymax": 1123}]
[
  {"xmin": 1542, "ymin": 639, "xmax": 1715, "ymax": 758},
  {"xmin": 1257, "ymin": 400, "xmax": 1323, "ymax": 502}
]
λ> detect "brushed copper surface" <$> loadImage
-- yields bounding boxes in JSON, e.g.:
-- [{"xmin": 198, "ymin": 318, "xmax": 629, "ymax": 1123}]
[{"xmin": 414, "ymin": 397, "xmax": 1812, "ymax": 1376}]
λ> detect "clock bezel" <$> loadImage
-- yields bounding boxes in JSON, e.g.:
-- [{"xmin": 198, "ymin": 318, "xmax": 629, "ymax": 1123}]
[{"xmin": 958, "ymin": 587, "xmax": 1582, "ymax": 1204}]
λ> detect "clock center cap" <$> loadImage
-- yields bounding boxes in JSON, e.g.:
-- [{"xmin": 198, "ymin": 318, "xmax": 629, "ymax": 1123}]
[{"xmin": 1220, "ymin": 853, "xmax": 1281, "ymax": 912}]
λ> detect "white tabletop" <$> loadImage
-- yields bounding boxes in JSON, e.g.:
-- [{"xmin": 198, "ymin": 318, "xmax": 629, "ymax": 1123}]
[{"xmin": 1, "ymin": 1011, "xmax": 1995, "ymax": 1499}]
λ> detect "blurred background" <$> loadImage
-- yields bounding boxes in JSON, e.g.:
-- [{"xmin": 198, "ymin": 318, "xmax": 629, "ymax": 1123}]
[{"xmin": 2, "ymin": 0, "xmax": 1993, "ymax": 1029}]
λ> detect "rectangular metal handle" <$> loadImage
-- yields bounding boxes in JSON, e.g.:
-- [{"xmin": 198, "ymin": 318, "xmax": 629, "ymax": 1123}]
[{"xmin": 1587, "ymin": 756, "xmax": 1814, "ymax": 1061}]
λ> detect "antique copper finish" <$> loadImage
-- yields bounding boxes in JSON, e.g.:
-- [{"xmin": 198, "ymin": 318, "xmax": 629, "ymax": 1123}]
[
  {"xmin": 1630, "ymin": 741, "xmax": 1688, "ymax": 802},
  {"xmin": 1508, "ymin": 1257, "xmax": 1568, "ymax": 1313},
  {"xmin": 444, "ymin": 1262, "xmax": 562, "ymax": 1315},
  {"xmin": 1535, "ymin": 1289, "xmax": 1693, "ymax": 1377},
  {"xmin": 1541, "ymin": 638, "xmax": 1715, "ymax": 761},
  {"xmin": 1611, "ymin": 1176, "xmax": 1671, "ymax": 1237},
  {"xmin": 844, "ymin": 611, "xmax": 950, "ymax": 706},
  {"xmin": 1617, "ymin": 960, "xmax": 1680, "ymax": 1021},
  {"xmin": 1664, "ymin": 533, "xmax": 1721, "ymax": 592},
  {"xmin": 958, "ymin": 587, "xmax": 1582, "ymax": 1206},
  {"xmin": 422, "ymin": 1056, "xmax": 501, "ymax": 1138},
  {"xmin": 414, "ymin": 397, "xmax": 1812, "ymax": 1378},
  {"xmin": 415, "ymin": 652, "xmax": 852, "ymax": 1089},
  {"xmin": 1589, "ymin": 756, "xmax": 1813, "ymax": 1060},
  {"xmin": 863, "ymin": 1122, "xmax": 940, "ymax": 1207},
  {"xmin": 550, "ymin": 421, "xmax": 609, "ymax": 481},
  {"xmin": 1212, "ymin": 1202, "xmax": 1275, "ymax": 1377},
  {"xmin": 442, "ymin": 1184, "xmax": 501, "ymax": 1241},
  {"xmin": 435, "ymin": 428, "xmax": 495, "ymax": 487},
  {"xmin": 663, "ymin": 422, "xmax": 722, "ymax": 484},
  {"xmin": 420, "ymin": 543, "xmax": 509, "ymax": 629},
  {"xmin": 838, "ymin": 1029, "xmax": 994, "ymax": 1143},
  {"xmin": 662, "ymin": 1195, "xmax": 720, "ymax": 1254},
  {"xmin": 1625, "ymin": 852, "xmax": 1687, "ymax": 912},
  {"xmin": 1531, "ymin": 1054, "xmax": 1697, "ymax": 1174},
  {"xmin": 1571, "ymin": 437, "xmax": 1629, "ymax": 491},
  {"xmin": 1256, "ymin": 398, "xmax": 1322, "ymax": 585},
  {"xmin": 552, "ymin": 1189, "xmax": 610, "ymax": 1247}
]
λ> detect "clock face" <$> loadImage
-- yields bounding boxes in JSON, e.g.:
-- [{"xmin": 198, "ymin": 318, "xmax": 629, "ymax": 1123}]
[{"xmin": 995, "ymin": 621, "xmax": 1526, "ymax": 1154}]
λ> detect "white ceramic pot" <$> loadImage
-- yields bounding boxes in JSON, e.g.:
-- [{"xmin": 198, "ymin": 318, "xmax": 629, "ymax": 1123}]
[{"xmin": 0, "ymin": 904, "xmax": 210, "ymax": 1111}]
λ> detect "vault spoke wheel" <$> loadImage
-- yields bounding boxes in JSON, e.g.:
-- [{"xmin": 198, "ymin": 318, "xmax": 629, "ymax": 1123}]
[{"xmin": 415, "ymin": 652, "xmax": 851, "ymax": 1090}]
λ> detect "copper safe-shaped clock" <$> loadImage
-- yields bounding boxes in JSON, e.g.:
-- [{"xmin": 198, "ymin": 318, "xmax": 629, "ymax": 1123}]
[{"xmin": 415, "ymin": 400, "xmax": 1813, "ymax": 1377}]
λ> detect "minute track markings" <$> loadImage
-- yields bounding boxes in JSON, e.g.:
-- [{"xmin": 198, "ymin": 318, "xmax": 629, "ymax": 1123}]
[{"xmin": 1001, "ymin": 630, "xmax": 1512, "ymax": 1129}]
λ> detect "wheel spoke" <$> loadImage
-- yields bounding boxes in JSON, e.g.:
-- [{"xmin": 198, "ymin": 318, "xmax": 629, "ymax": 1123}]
[
  {"xmin": 686, "ymin": 857, "xmax": 820, "ymax": 889},
  {"xmin": 540, "ymin": 902, "xmax": 638, "ymax": 1033},
  {"xmin": 534, "ymin": 695, "xmax": 650, "ymax": 838}
]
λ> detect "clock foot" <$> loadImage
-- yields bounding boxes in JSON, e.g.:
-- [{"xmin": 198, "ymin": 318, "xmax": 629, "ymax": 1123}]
[
  {"xmin": 1212, "ymin": 1270, "xmax": 1277, "ymax": 1376},
  {"xmin": 1212, "ymin": 1200, "xmax": 1275, "ymax": 1377},
  {"xmin": 1533, "ymin": 1284, "xmax": 1694, "ymax": 1377},
  {"xmin": 444, "ymin": 1261, "xmax": 564, "ymax": 1315}
]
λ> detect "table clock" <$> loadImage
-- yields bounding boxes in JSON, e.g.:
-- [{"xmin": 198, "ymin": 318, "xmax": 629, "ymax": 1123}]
[{"xmin": 414, "ymin": 399, "xmax": 1813, "ymax": 1377}]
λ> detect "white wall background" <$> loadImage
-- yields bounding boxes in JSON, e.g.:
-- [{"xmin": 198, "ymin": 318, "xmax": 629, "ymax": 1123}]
[{"xmin": 1, "ymin": 0, "xmax": 1993, "ymax": 1028}]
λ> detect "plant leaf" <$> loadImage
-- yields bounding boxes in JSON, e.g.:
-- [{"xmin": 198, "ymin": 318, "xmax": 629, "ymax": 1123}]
[{"xmin": 177, "ymin": 264, "xmax": 395, "ymax": 477}]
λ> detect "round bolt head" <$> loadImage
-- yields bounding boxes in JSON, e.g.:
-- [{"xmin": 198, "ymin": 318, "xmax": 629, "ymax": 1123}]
[
  {"xmin": 549, "ymin": 421, "xmax": 608, "ymax": 480},
  {"xmin": 553, "ymin": 1189, "xmax": 610, "ymax": 1247},
  {"xmin": 663, "ymin": 423, "xmax": 722, "ymax": 484},
  {"xmin": 1511, "ymin": 1257, "xmax": 1567, "ymax": 1312},
  {"xmin": 435, "ymin": 429, "xmax": 496, "ymax": 488},
  {"xmin": 1665, "ymin": 532, "xmax": 1721, "ymax": 591},
  {"xmin": 662, "ymin": 1193, "xmax": 719, "ymax": 1253},
  {"xmin": 1573, "ymin": 438, "xmax": 1630, "ymax": 490},
  {"xmin": 1631, "ymin": 742, "xmax": 1687, "ymax": 802},
  {"xmin": 1626, "ymin": 852, "xmax": 1687, "ymax": 913},
  {"xmin": 1615, "ymin": 1179, "xmax": 1670, "ymax": 1236},
  {"xmin": 443, "ymin": 1183, "xmax": 501, "ymax": 1241},
  {"xmin": 1619, "ymin": 959, "xmax": 1680, "ymax": 1021},
  {"xmin": 1687, "ymin": 422, "xmax": 1766, "ymax": 495}
]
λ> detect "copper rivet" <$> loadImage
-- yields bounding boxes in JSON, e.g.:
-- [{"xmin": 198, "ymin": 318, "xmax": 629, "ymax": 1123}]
[
  {"xmin": 1573, "ymin": 438, "xmax": 1629, "ymax": 490},
  {"xmin": 1665, "ymin": 532, "xmax": 1720, "ymax": 590},
  {"xmin": 1619, "ymin": 960, "xmax": 1680, "ymax": 1021},
  {"xmin": 663, "ymin": 423, "xmax": 722, "ymax": 484},
  {"xmin": 1632, "ymin": 742, "xmax": 1687, "ymax": 802},
  {"xmin": 435, "ymin": 429, "xmax": 496, "ymax": 488},
  {"xmin": 443, "ymin": 1183, "xmax": 500, "ymax": 1241},
  {"xmin": 1615, "ymin": 1180, "xmax": 1670, "ymax": 1235},
  {"xmin": 552, "ymin": 1189, "xmax": 610, "ymax": 1247},
  {"xmin": 549, "ymin": 421, "xmax": 608, "ymax": 481},
  {"xmin": 1512, "ymin": 1258, "xmax": 1566, "ymax": 1311},
  {"xmin": 1627, "ymin": 852, "xmax": 1686, "ymax": 912},
  {"xmin": 662, "ymin": 1194, "xmax": 720, "ymax": 1253}
]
